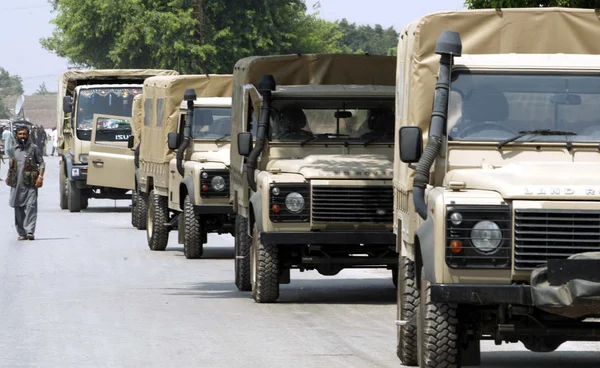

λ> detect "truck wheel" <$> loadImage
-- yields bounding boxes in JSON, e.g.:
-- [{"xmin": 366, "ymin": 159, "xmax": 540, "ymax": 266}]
[
  {"xmin": 136, "ymin": 190, "xmax": 148, "ymax": 230},
  {"xmin": 81, "ymin": 196, "xmax": 89, "ymax": 210},
  {"xmin": 146, "ymin": 190, "xmax": 169, "ymax": 251},
  {"xmin": 397, "ymin": 257, "xmax": 418, "ymax": 366},
  {"xmin": 234, "ymin": 216, "xmax": 252, "ymax": 291},
  {"xmin": 131, "ymin": 190, "xmax": 139, "ymax": 228},
  {"xmin": 250, "ymin": 222, "xmax": 279, "ymax": 303},
  {"xmin": 67, "ymin": 180, "xmax": 81, "ymax": 213},
  {"xmin": 183, "ymin": 195, "xmax": 204, "ymax": 259},
  {"xmin": 59, "ymin": 165, "xmax": 68, "ymax": 210},
  {"xmin": 417, "ymin": 266, "xmax": 459, "ymax": 368}
]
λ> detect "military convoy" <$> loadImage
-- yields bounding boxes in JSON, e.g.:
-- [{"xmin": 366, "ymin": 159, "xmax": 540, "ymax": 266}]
[
  {"xmin": 56, "ymin": 69, "xmax": 177, "ymax": 212},
  {"xmin": 55, "ymin": 6, "xmax": 600, "ymax": 367},
  {"xmin": 394, "ymin": 7, "xmax": 600, "ymax": 367}
]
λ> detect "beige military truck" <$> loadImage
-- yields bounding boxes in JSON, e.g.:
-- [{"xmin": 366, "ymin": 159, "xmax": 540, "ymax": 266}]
[
  {"xmin": 57, "ymin": 69, "xmax": 178, "ymax": 212},
  {"xmin": 137, "ymin": 74, "xmax": 233, "ymax": 259},
  {"xmin": 230, "ymin": 54, "xmax": 397, "ymax": 302},
  {"xmin": 394, "ymin": 8, "xmax": 600, "ymax": 367}
]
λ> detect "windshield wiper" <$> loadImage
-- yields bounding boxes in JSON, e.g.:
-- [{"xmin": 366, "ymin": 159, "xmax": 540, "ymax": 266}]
[
  {"xmin": 497, "ymin": 129, "xmax": 577, "ymax": 149},
  {"xmin": 300, "ymin": 133, "xmax": 348, "ymax": 147},
  {"xmin": 363, "ymin": 134, "xmax": 389, "ymax": 147},
  {"xmin": 215, "ymin": 133, "xmax": 231, "ymax": 143}
]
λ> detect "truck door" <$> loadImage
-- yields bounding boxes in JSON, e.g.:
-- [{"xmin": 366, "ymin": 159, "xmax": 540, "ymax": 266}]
[{"xmin": 87, "ymin": 113, "xmax": 135, "ymax": 190}]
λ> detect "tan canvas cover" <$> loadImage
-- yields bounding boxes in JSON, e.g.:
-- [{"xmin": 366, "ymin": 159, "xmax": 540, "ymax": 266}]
[
  {"xmin": 139, "ymin": 74, "xmax": 233, "ymax": 164},
  {"xmin": 132, "ymin": 94, "xmax": 143, "ymax": 147},
  {"xmin": 396, "ymin": 7, "xmax": 600, "ymax": 190},
  {"xmin": 402, "ymin": 7, "xmax": 600, "ymax": 135}
]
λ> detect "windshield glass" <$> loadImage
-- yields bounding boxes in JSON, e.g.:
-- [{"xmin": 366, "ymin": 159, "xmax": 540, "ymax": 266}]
[
  {"xmin": 448, "ymin": 73, "xmax": 600, "ymax": 143},
  {"xmin": 268, "ymin": 98, "xmax": 394, "ymax": 143},
  {"xmin": 76, "ymin": 87, "xmax": 141, "ymax": 141},
  {"xmin": 191, "ymin": 107, "xmax": 232, "ymax": 140}
]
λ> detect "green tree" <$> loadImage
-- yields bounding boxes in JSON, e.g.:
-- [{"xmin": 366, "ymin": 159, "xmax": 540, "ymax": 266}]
[
  {"xmin": 35, "ymin": 82, "xmax": 49, "ymax": 95},
  {"xmin": 41, "ymin": 0, "xmax": 344, "ymax": 74},
  {"xmin": 466, "ymin": 0, "xmax": 600, "ymax": 8},
  {"xmin": 335, "ymin": 19, "xmax": 399, "ymax": 56},
  {"xmin": 0, "ymin": 67, "xmax": 24, "ymax": 118}
]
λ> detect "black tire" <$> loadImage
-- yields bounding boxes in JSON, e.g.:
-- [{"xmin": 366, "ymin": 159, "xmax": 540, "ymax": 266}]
[
  {"xmin": 67, "ymin": 179, "xmax": 81, "ymax": 213},
  {"xmin": 183, "ymin": 195, "xmax": 204, "ymax": 259},
  {"xmin": 234, "ymin": 216, "xmax": 252, "ymax": 291},
  {"xmin": 81, "ymin": 196, "xmax": 89, "ymax": 210},
  {"xmin": 59, "ymin": 164, "xmax": 68, "ymax": 210},
  {"xmin": 136, "ymin": 190, "xmax": 148, "ymax": 230},
  {"xmin": 397, "ymin": 257, "xmax": 418, "ymax": 366},
  {"xmin": 417, "ymin": 266, "xmax": 460, "ymax": 368},
  {"xmin": 131, "ymin": 190, "xmax": 139, "ymax": 228},
  {"xmin": 250, "ymin": 222, "xmax": 279, "ymax": 303},
  {"xmin": 146, "ymin": 190, "xmax": 169, "ymax": 251}
]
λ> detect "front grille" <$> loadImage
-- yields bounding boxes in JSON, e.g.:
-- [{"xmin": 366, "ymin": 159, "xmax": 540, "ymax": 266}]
[
  {"xmin": 515, "ymin": 209, "xmax": 600, "ymax": 270},
  {"xmin": 311, "ymin": 185, "xmax": 393, "ymax": 223},
  {"xmin": 200, "ymin": 170, "xmax": 229, "ymax": 198}
]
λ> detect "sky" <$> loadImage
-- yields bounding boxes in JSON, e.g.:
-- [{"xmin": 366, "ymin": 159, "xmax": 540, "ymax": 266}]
[{"xmin": 0, "ymin": 0, "xmax": 466, "ymax": 95}]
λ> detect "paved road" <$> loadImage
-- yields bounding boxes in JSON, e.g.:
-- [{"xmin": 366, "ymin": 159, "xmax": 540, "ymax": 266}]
[{"xmin": 0, "ymin": 156, "xmax": 599, "ymax": 367}]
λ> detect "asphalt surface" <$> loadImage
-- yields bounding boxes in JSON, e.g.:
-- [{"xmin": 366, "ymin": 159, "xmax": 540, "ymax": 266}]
[{"xmin": 0, "ymin": 155, "xmax": 599, "ymax": 367}]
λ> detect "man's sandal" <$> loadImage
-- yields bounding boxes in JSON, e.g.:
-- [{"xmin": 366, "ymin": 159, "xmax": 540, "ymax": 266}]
[
  {"xmin": 26, "ymin": 233, "xmax": 34, "ymax": 240},
  {"xmin": 18, "ymin": 236, "xmax": 26, "ymax": 241}
]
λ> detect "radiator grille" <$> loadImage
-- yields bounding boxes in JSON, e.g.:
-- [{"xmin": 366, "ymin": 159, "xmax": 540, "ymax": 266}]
[
  {"xmin": 311, "ymin": 186, "xmax": 393, "ymax": 223},
  {"xmin": 514, "ymin": 209, "xmax": 600, "ymax": 270}
]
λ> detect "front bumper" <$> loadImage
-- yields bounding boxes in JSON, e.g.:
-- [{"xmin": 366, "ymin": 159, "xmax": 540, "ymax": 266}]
[
  {"xmin": 431, "ymin": 253, "xmax": 600, "ymax": 319},
  {"xmin": 260, "ymin": 231, "xmax": 395, "ymax": 245},
  {"xmin": 193, "ymin": 205, "xmax": 234, "ymax": 215}
]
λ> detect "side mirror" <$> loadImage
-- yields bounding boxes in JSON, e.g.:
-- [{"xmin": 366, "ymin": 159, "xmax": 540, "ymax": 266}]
[
  {"xmin": 63, "ymin": 96, "xmax": 73, "ymax": 113},
  {"xmin": 399, "ymin": 126, "xmax": 423, "ymax": 165},
  {"xmin": 238, "ymin": 132, "xmax": 253, "ymax": 156},
  {"xmin": 127, "ymin": 135, "xmax": 135, "ymax": 149},
  {"xmin": 167, "ymin": 132, "xmax": 180, "ymax": 151}
]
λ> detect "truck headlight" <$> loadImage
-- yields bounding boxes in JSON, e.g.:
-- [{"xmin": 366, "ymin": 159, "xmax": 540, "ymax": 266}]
[
  {"xmin": 211, "ymin": 176, "xmax": 226, "ymax": 192},
  {"xmin": 285, "ymin": 192, "xmax": 305, "ymax": 213},
  {"xmin": 79, "ymin": 154, "xmax": 88, "ymax": 164},
  {"xmin": 470, "ymin": 221, "xmax": 502, "ymax": 254}
]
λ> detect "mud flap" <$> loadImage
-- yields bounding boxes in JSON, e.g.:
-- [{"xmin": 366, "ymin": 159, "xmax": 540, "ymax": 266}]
[{"xmin": 531, "ymin": 252, "xmax": 600, "ymax": 318}]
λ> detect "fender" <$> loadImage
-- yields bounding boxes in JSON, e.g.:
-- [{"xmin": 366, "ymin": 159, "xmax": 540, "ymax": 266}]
[
  {"xmin": 249, "ymin": 190, "xmax": 263, "ymax": 236},
  {"xmin": 181, "ymin": 176, "xmax": 196, "ymax": 206},
  {"xmin": 415, "ymin": 216, "xmax": 436, "ymax": 283},
  {"xmin": 64, "ymin": 154, "xmax": 76, "ymax": 181}
]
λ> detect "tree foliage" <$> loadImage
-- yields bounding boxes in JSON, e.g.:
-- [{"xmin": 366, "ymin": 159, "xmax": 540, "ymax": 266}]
[
  {"xmin": 466, "ymin": 0, "xmax": 600, "ymax": 8},
  {"xmin": 35, "ymin": 82, "xmax": 50, "ymax": 95},
  {"xmin": 0, "ymin": 67, "xmax": 24, "ymax": 119},
  {"xmin": 42, "ymin": 1, "xmax": 399, "ymax": 74}
]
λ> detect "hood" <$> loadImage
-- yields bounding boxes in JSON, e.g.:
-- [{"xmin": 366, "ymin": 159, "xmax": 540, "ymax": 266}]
[
  {"xmin": 446, "ymin": 162, "xmax": 600, "ymax": 199},
  {"xmin": 189, "ymin": 146, "xmax": 230, "ymax": 166},
  {"xmin": 267, "ymin": 154, "xmax": 393, "ymax": 179}
]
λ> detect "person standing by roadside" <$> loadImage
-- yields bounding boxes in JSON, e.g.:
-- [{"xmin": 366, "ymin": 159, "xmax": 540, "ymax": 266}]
[
  {"xmin": 50, "ymin": 126, "xmax": 58, "ymax": 156},
  {"xmin": 2, "ymin": 125, "xmax": 14, "ymax": 158},
  {"xmin": 6, "ymin": 125, "xmax": 45, "ymax": 240}
]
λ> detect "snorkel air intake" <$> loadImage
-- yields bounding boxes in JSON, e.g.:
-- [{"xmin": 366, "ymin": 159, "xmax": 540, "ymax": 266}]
[
  {"xmin": 177, "ymin": 88, "xmax": 196, "ymax": 176},
  {"xmin": 246, "ymin": 75, "xmax": 276, "ymax": 192},
  {"xmin": 413, "ymin": 30, "xmax": 462, "ymax": 220}
]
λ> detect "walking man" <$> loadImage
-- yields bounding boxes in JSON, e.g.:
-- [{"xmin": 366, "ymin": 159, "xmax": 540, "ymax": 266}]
[
  {"xmin": 6, "ymin": 125, "xmax": 45, "ymax": 240},
  {"xmin": 50, "ymin": 126, "xmax": 58, "ymax": 156}
]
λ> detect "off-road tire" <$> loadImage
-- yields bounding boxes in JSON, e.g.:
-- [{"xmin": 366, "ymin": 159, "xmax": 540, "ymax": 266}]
[
  {"xmin": 146, "ymin": 190, "xmax": 169, "ymax": 251},
  {"xmin": 418, "ymin": 266, "xmax": 459, "ymax": 368},
  {"xmin": 131, "ymin": 190, "xmax": 139, "ymax": 228},
  {"xmin": 67, "ymin": 179, "xmax": 81, "ymax": 213},
  {"xmin": 234, "ymin": 216, "xmax": 252, "ymax": 291},
  {"xmin": 251, "ymin": 223, "xmax": 279, "ymax": 303},
  {"xmin": 59, "ymin": 164, "xmax": 68, "ymax": 210},
  {"xmin": 81, "ymin": 196, "xmax": 89, "ymax": 210},
  {"xmin": 183, "ymin": 195, "xmax": 204, "ymax": 259},
  {"xmin": 136, "ymin": 190, "xmax": 148, "ymax": 230},
  {"xmin": 397, "ymin": 257, "xmax": 418, "ymax": 366}
]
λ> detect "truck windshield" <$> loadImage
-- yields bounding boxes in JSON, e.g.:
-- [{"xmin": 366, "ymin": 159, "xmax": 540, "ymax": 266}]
[
  {"xmin": 191, "ymin": 107, "xmax": 232, "ymax": 140},
  {"xmin": 448, "ymin": 72, "xmax": 600, "ymax": 143},
  {"xmin": 268, "ymin": 98, "xmax": 394, "ymax": 144},
  {"xmin": 76, "ymin": 87, "xmax": 141, "ymax": 141}
]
